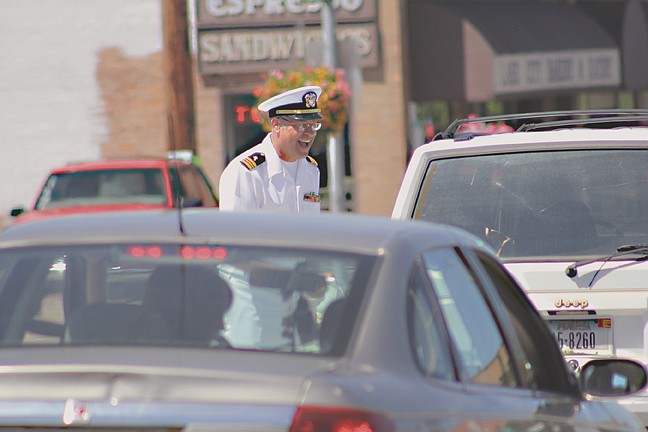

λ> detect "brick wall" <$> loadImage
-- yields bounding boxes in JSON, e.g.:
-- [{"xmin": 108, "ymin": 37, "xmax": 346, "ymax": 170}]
[{"xmin": 98, "ymin": 48, "xmax": 167, "ymax": 159}]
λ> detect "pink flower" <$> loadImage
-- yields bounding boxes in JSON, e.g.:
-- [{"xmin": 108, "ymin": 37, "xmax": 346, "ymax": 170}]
[{"xmin": 254, "ymin": 66, "xmax": 351, "ymax": 133}]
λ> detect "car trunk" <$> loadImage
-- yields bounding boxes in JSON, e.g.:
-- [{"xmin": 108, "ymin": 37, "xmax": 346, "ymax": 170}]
[{"xmin": 0, "ymin": 346, "xmax": 339, "ymax": 428}]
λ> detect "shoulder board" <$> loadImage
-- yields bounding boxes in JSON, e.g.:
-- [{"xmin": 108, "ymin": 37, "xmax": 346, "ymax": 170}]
[
  {"xmin": 306, "ymin": 156, "xmax": 318, "ymax": 167},
  {"xmin": 240, "ymin": 152, "xmax": 266, "ymax": 170}
]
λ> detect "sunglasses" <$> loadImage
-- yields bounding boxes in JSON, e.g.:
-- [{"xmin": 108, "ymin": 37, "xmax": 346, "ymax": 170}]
[{"xmin": 279, "ymin": 118, "xmax": 322, "ymax": 132}]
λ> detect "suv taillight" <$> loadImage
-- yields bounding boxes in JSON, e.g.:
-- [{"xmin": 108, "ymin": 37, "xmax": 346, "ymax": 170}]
[{"xmin": 290, "ymin": 406, "xmax": 395, "ymax": 432}]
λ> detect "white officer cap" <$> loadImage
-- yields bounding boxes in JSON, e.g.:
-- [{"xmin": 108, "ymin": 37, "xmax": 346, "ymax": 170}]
[{"xmin": 258, "ymin": 85, "xmax": 323, "ymax": 120}]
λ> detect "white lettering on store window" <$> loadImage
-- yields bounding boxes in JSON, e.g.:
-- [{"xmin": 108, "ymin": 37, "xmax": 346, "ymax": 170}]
[
  {"xmin": 202, "ymin": 32, "xmax": 299, "ymax": 61},
  {"xmin": 500, "ymin": 61, "xmax": 519, "ymax": 86},
  {"xmin": 589, "ymin": 57, "xmax": 611, "ymax": 80},
  {"xmin": 264, "ymin": 0, "xmax": 284, "ymax": 14},
  {"xmin": 577, "ymin": 58, "xmax": 585, "ymax": 81},
  {"xmin": 547, "ymin": 58, "xmax": 573, "ymax": 83},
  {"xmin": 204, "ymin": 0, "xmax": 363, "ymax": 17},
  {"xmin": 200, "ymin": 27, "xmax": 372, "ymax": 63},
  {"xmin": 337, "ymin": 27, "xmax": 371, "ymax": 55},
  {"xmin": 285, "ymin": 0, "xmax": 304, "ymax": 14},
  {"xmin": 205, "ymin": 0, "xmax": 224, "ymax": 16},
  {"xmin": 246, "ymin": 0, "xmax": 264, "ymax": 15},
  {"xmin": 494, "ymin": 49, "xmax": 620, "ymax": 94},
  {"xmin": 526, "ymin": 60, "xmax": 541, "ymax": 84}
]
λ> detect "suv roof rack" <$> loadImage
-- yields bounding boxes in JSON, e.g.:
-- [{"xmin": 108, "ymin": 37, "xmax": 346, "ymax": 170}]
[{"xmin": 438, "ymin": 109, "xmax": 648, "ymax": 140}]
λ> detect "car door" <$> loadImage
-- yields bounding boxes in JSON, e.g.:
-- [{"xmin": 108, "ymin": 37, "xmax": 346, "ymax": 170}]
[{"xmin": 412, "ymin": 246, "xmax": 583, "ymax": 432}]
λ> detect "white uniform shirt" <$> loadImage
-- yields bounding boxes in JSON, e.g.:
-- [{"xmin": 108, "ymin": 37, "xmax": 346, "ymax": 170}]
[{"xmin": 219, "ymin": 134, "xmax": 320, "ymax": 213}]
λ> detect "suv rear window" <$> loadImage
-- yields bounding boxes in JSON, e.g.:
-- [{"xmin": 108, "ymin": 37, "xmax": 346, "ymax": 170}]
[{"xmin": 414, "ymin": 149, "xmax": 648, "ymax": 259}]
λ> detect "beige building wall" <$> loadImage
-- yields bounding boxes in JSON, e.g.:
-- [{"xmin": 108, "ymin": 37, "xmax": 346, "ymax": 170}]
[
  {"xmin": 194, "ymin": 81, "xmax": 225, "ymax": 186},
  {"xmin": 352, "ymin": 0, "xmax": 408, "ymax": 216}
]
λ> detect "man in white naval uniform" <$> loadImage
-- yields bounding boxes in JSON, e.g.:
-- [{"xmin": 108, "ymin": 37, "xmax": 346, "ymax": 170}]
[
  {"xmin": 218, "ymin": 86, "xmax": 324, "ymax": 349},
  {"xmin": 219, "ymin": 85, "xmax": 322, "ymax": 213}
]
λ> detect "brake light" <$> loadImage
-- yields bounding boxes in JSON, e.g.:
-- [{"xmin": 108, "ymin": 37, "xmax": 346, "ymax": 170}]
[
  {"xmin": 126, "ymin": 245, "xmax": 228, "ymax": 260},
  {"xmin": 127, "ymin": 246, "xmax": 162, "ymax": 258},
  {"xmin": 290, "ymin": 406, "xmax": 394, "ymax": 432},
  {"xmin": 180, "ymin": 245, "xmax": 228, "ymax": 260}
]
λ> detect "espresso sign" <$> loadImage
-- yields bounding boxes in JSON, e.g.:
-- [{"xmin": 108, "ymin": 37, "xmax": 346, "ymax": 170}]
[{"xmin": 196, "ymin": 0, "xmax": 376, "ymax": 27}]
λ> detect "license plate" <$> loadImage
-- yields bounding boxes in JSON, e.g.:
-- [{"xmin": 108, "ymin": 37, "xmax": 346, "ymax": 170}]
[{"xmin": 548, "ymin": 318, "xmax": 612, "ymax": 355}]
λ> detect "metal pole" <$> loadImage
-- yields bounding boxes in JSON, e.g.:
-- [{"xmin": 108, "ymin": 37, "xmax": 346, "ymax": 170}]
[
  {"xmin": 321, "ymin": 0, "xmax": 346, "ymax": 212},
  {"xmin": 322, "ymin": 1, "xmax": 337, "ymax": 69}
]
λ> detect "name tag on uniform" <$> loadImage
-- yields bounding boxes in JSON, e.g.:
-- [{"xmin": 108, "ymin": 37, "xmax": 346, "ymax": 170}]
[{"xmin": 303, "ymin": 192, "xmax": 321, "ymax": 203}]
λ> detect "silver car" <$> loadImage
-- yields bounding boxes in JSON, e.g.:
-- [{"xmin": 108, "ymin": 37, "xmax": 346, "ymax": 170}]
[{"xmin": 0, "ymin": 208, "xmax": 644, "ymax": 431}]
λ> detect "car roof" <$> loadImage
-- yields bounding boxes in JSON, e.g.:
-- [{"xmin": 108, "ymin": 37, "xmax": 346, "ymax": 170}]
[
  {"xmin": 47, "ymin": 158, "xmax": 191, "ymax": 174},
  {"xmin": 0, "ymin": 209, "xmax": 478, "ymax": 255},
  {"xmin": 437, "ymin": 109, "xmax": 648, "ymax": 139},
  {"xmin": 413, "ymin": 127, "xmax": 648, "ymax": 158},
  {"xmin": 434, "ymin": 127, "xmax": 647, "ymax": 147}
]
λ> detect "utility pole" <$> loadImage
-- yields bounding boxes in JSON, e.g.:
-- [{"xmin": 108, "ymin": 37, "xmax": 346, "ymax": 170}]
[
  {"xmin": 162, "ymin": 0, "xmax": 197, "ymax": 154},
  {"xmin": 322, "ymin": 0, "xmax": 346, "ymax": 212}
]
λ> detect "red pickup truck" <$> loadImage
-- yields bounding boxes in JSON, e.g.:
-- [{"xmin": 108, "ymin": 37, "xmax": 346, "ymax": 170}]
[{"xmin": 10, "ymin": 153, "xmax": 218, "ymax": 224}]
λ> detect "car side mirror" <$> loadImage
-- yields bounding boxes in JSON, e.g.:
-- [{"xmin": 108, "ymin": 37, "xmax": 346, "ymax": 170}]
[
  {"xmin": 10, "ymin": 207, "xmax": 25, "ymax": 217},
  {"xmin": 580, "ymin": 359, "xmax": 648, "ymax": 397}
]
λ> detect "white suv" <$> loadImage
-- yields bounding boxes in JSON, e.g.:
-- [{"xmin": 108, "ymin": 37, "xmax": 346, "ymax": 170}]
[{"xmin": 392, "ymin": 110, "xmax": 648, "ymax": 424}]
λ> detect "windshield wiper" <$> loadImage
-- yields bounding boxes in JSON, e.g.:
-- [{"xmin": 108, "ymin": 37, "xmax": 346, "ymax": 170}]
[{"xmin": 565, "ymin": 244, "xmax": 648, "ymax": 278}]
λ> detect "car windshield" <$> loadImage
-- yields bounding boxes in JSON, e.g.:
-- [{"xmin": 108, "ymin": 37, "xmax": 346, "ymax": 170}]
[
  {"xmin": 0, "ymin": 242, "xmax": 372, "ymax": 354},
  {"xmin": 415, "ymin": 149, "xmax": 648, "ymax": 260},
  {"xmin": 35, "ymin": 169, "xmax": 167, "ymax": 209}
]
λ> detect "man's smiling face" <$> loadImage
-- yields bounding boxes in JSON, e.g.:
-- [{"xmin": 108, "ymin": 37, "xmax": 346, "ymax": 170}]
[{"xmin": 271, "ymin": 117, "xmax": 321, "ymax": 162}]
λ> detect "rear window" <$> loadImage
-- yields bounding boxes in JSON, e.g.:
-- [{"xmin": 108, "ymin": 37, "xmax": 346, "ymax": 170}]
[
  {"xmin": 35, "ymin": 169, "xmax": 167, "ymax": 209},
  {"xmin": 0, "ymin": 243, "xmax": 373, "ymax": 355},
  {"xmin": 414, "ymin": 149, "xmax": 648, "ymax": 260}
]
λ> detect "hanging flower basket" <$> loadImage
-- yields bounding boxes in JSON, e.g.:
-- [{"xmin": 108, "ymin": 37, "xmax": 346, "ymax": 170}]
[{"xmin": 252, "ymin": 67, "xmax": 351, "ymax": 134}]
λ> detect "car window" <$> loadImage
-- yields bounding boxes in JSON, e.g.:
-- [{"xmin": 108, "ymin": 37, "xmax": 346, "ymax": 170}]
[
  {"xmin": 36, "ymin": 169, "xmax": 166, "ymax": 209},
  {"xmin": 414, "ymin": 150, "xmax": 648, "ymax": 260},
  {"xmin": 420, "ymin": 247, "xmax": 517, "ymax": 387},
  {"xmin": 177, "ymin": 165, "xmax": 203, "ymax": 206},
  {"xmin": 0, "ymin": 243, "xmax": 374, "ymax": 354},
  {"xmin": 407, "ymin": 258, "xmax": 455, "ymax": 380},
  {"xmin": 169, "ymin": 165, "xmax": 215, "ymax": 207},
  {"xmin": 195, "ymin": 166, "xmax": 219, "ymax": 207},
  {"xmin": 472, "ymin": 249, "xmax": 581, "ymax": 396}
]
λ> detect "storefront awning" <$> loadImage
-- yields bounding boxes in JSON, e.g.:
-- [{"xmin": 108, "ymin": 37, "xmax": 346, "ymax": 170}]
[{"xmin": 408, "ymin": 0, "xmax": 621, "ymax": 102}]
